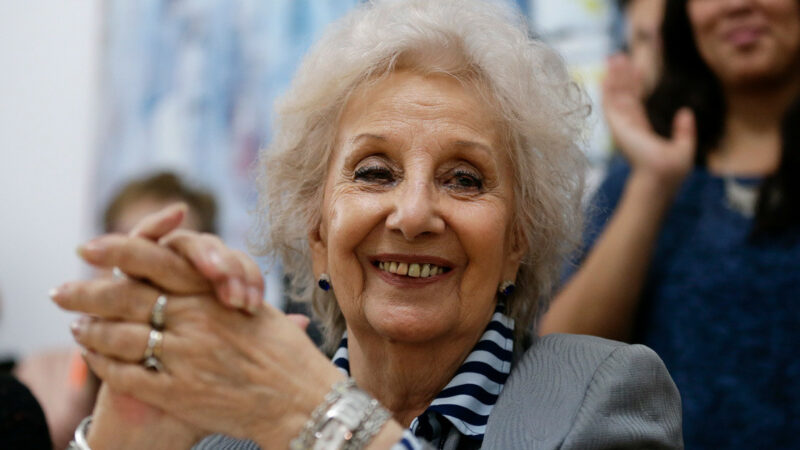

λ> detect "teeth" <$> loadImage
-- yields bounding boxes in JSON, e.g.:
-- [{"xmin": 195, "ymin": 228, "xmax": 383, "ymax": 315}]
[
  {"xmin": 420, "ymin": 264, "xmax": 430, "ymax": 277},
  {"xmin": 378, "ymin": 261, "xmax": 445, "ymax": 278}
]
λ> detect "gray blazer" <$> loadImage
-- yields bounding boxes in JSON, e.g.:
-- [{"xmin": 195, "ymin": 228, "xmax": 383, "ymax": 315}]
[
  {"xmin": 195, "ymin": 334, "xmax": 683, "ymax": 449},
  {"xmin": 482, "ymin": 333, "xmax": 683, "ymax": 449}
]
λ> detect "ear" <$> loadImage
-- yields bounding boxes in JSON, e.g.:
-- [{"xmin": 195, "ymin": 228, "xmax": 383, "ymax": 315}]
[
  {"xmin": 502, "ymin": 223, "xmax": 528, "ymax": 282},
  {"xmin": 308, "ymin": 220, "xmax": 328, "ymax": 278}
]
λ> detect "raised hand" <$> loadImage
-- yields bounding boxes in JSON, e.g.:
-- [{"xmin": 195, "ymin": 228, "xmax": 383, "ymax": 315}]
[
  {"xmin": 81, "ymin": 203, "xmax": 264, "ymax": 313},
  {"xmin": 53, "ymin": 205, "xmax": 327, "ymax": 447},
  {"xmin": 53, "ymin": 255, "xmax": 338, "ymax": 447},
  {"xmin": 603, "ymin": 54, "xmax": 697, "ymax": 191}
]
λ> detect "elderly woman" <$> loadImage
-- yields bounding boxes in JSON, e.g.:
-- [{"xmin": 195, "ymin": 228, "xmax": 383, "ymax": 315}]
[{"xmin": 53, "ymin": 1, "xmax": 682, "ymax": 448}]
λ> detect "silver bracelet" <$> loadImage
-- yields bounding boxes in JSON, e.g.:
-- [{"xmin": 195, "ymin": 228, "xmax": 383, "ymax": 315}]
[
  {"xmin": 290, "ymin": 378, "xmax": 391, "ymax": 450},
  {"xmin": 346, "ymin": 400, "xmax": 392, "ymax": 450},
  {"xmin": 66, "ymin": 415, "xmax": 93, "ymax": 450},
  {"xmin": 290, "ymin": 379, "xmax": 355, "ymax": 450}
]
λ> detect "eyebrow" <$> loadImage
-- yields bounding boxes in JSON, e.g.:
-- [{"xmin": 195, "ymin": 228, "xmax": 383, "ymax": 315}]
[
  {"xmin": 350, "ymin": 134, "xmax": 493, "ymax": 154},
  {"xmin": 348, "ymin": 133, "xmax": 388, "ymax": 146},
  {"xmin": 452, "ymin": 140, "xmax": 494, "ymax": 157}
]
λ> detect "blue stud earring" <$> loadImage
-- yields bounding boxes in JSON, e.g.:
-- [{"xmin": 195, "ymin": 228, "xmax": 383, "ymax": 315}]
[
  {"xmin": 317, "ymin": 274, "xmax": 331, "ymax": 291},
  {"xmin": 498, "ymin": 281, "xmax": 515, "ymax": 298}
]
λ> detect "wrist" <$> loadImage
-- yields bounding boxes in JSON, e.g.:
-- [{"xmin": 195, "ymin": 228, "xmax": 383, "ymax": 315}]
[
  {"xmin": 626, "ymin": 168, "xmax": 687, "ymax": 207},
  {"xmin": 287, "ymin": 378, "xmax": 393, "ymax": 450},
  {"xmin": 251, "ymin": 368, "xmax": 347, "ymax": 448},
  {"xmin": 86, "ymin": 388, "xmax": 202, "ymax": 450}
]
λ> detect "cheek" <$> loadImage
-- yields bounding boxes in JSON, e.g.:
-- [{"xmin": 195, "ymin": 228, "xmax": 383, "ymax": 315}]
[
  {"xmin": 452, "ymin": 201, "xmax": 512, "ymax": 294},
  {"xmin": 324, "ymin": 191, "xmax": 385, "ymax": 293},
  {"xmin": 687, "ymin": 3, "xmax": 715, "ymax": 47}
]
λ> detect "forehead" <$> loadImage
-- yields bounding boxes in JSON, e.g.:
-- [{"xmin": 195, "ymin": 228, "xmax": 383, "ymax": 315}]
[
  {"xmin": 111, "ymin": 197, "xmax": 201, "ymax": 234},
  {"xmin": 335, "ymin": 70, "xmax": 503, "ymax": 153}
]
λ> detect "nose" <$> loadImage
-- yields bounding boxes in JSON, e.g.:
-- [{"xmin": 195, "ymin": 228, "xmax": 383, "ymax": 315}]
[
  {"xmin": 722, "ymin": 0, "xmax": 755, "ymax": 14},
  {"xmin": 385, "ymin": 178, "xmax": 445, "ymax": 240}
]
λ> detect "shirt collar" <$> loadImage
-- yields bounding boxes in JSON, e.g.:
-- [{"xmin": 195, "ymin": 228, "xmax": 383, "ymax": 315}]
[{"xmin": 331, "ymin": 304, "xmax": 515, "ymax": 441}]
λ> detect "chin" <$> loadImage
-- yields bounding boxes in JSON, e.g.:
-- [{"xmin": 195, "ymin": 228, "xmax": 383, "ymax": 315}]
[
  {"xmin": 363, "ymin": 303, "xmax": 455, "ymax": 344},
  {"xmin": 719, "ymin": 51, "xmax": 797, "ymax": 87}
]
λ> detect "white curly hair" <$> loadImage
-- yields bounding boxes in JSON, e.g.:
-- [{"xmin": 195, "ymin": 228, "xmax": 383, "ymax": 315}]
[{"xmin": 251, "ymin": 0, "xmax": 589, "ymax": 350}]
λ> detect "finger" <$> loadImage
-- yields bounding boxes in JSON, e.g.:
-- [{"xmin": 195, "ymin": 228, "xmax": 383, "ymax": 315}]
[
  {"xmin": 232, "ymin": 249, "xmax": 265, "ymax": 314},
  {"xmin": 159, "ymin": 231, "xmax": 249, "ymax": 309},
  {"xmin": 158, "ymin": 230, "xmax": 236, "ymax": 281},
  {"xmin": 51, "ymin": 279, "xmax": 161, "ymax": 323},
  {"xmin": 72, "ymin": 317, "xmax": 153, "ymax": 363},
  {"xmin": 286, "ymin": 314, "xmax": 310, "ymax": 331},
  {"xmin": 603, "ymin": 54, "xmax": 628, "ymax": 91},
  {"xmin": 672, "ymin": 107, "xmax": 697, "ymax": 151},
  {"xmin": 129, "ymin": 203, "xmax": 188, "ymax": 241},
  {"xmin": 77, "ymin": 234, "xmax": 211, "ymax": 295},
  {"xmin": 83, "ymin": 350, "xmax": 171, "ymax": 410}
]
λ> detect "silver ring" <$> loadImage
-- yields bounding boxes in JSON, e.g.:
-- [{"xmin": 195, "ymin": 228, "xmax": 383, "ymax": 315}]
[
  {"xmin": 150, "ymin": 295, "xmax": 168, "ymax": 330},
  {"xmin": 143, "ymin": 356, "xmax": 165, "ymax": 373},
  {"xmin": 112, "ymin": 266, "xmax": 127, "ymax": 280},
  {"xmin": 142, "ymin": 329, "xmax": 164, "ymax": 361}
]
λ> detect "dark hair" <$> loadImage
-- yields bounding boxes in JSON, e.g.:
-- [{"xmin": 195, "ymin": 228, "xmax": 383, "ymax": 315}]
[
  {"xmin": 646, "ymin": 0, "xmax": 800, "ymax": 234},
  {"xmin": 103, "ymin": 171, "xmax": 218, "ymax": 234}
]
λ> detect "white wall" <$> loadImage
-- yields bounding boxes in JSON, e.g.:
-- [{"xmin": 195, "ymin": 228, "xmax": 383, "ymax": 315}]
[{"xmin": 0, "ymin": 1, "xmax": 101, "ymax": 358}]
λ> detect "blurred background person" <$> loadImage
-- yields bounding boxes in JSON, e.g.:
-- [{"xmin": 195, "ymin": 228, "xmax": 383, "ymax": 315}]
[
  {"xmin": 102, "ymin": 171, "xmax": 217, "ymax": 235},
  {"xmin": 621, "ymin": 0, "xmax": 666, "ymax": 97},
  {"xmin": 13, "ymin": 171, "xmax": 218, "ymax": 449},
  {"xmin": 0, "ymin": 289, "xmax": 52, "ymax": 449},
  {"xmin": 542, "ymin": 0, "xmax": 800, "ymax": 448}
]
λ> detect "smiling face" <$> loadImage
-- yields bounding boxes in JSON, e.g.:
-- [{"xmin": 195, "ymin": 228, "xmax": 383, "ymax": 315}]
[
  {"xmin": 309, "ymin": 71, "xmax": 525, "ymax": 347},
  {"xmin": 688, "ymin": 0, "xmax": 800, "ymax": 87}
]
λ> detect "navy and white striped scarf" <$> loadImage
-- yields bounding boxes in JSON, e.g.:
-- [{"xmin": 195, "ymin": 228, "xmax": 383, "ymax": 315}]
[{"xmin": 332, "ymin": 304, "xmax": 515, "ymax": 448}]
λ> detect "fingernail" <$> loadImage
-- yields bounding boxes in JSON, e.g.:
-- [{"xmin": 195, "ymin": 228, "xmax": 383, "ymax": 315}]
[
  {"xmin": 246, "ymin": 288, "xmax": 262, "ymax": 314},
  {"xmin": 77, "ymin": 238, "xmax": 106, "ymax": 261},
  {"xmin": 228, "ymin": 278, "xmax": 244, "ymax": 308},
  {"xmin": 49, "ymin": 283, "xmax": 72, "ymax": 301},
  {"xmin": 70, "ymin": 317, "xmax": 88, "ymax": 338},
  {"xmin": 208, "ymin": 251, "xmax": 229, "ymax": 274},
  {"xmin": 247, "ymin": 287, "xmax": 262, "ymax": 311}
]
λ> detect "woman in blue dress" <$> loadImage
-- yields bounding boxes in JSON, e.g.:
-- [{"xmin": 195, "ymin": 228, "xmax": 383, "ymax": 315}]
[{"xmin": 541, "ymin": 0, "xmax": 800, "ymax": 448}]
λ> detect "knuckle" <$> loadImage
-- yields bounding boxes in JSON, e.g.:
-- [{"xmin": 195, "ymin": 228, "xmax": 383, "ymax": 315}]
[
  {"xmin": 172, "ymin": 229, "xmax": 197, "ymax": 242},
  {"xmin": 118, "ymin": 281, "xmax": 150, "ymax": 319},
  {"xmin": 106, "ymin": 328, "xmax": 130, "ymax": 351},
  {"xmin": 86, "ymin": 321, "xmax": 110, "ymax": 348}
]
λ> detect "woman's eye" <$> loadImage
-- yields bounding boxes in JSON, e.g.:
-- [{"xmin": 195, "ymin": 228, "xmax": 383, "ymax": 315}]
[
  {"xmin": 354, "ymin": 165, "xmax": 394, "ymax": 184},
  {"xmin": 446, "ymin": 169, "xmax": 483, "ymax": 191}
]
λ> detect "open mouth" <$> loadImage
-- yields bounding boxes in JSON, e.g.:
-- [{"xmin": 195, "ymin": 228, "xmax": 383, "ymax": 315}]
[{"xmin": 373, "ymin": 261, "xmax": 451, "ymax": 278}]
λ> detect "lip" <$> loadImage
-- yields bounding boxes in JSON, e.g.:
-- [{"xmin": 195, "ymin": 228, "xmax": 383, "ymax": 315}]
[
  {"xmin": 371, "ymin": 253, "xmax": 455, "ymax": 267},
  {"xmin": 724, "ymin": 25, "xmax": 766, "ymax": 47},
  {"xmin": 370, "ymin": 253, "xmax": 455, "ymax": 287}
]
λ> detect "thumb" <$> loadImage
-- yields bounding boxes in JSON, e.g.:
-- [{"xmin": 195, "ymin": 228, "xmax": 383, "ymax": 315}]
[
  {"xmin": 129, "ymin": 202, "xmax": 187, "ymax": 240},
  {"xmin": 286, "ymin": 314, "xmax": 311, "ymax": 331},
  {"xmin": 671, "ymin": 107, "xmax": 697, "ymax": 156}
]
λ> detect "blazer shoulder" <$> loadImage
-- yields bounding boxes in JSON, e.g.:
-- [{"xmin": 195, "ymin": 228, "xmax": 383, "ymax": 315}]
[{"xmin": 484, "ymin": 334, "xmax": 683, "ymax": 449}]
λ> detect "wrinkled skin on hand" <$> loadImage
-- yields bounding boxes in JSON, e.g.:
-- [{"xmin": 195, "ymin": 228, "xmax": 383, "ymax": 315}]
[{"xmin": 54, "ymin": 204, "xmax": 328, "ymax": 448}]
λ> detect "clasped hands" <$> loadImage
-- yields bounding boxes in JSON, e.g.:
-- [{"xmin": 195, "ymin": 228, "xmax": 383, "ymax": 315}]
[{"xmin": 51, "ymin": 204, "xmax": 343, "ymax": 449}]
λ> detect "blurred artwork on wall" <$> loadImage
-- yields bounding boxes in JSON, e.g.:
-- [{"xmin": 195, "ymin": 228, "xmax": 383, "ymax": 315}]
[{"xmin": 95, "ymin": 0, "xmax": 360, "ymax": 306}]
